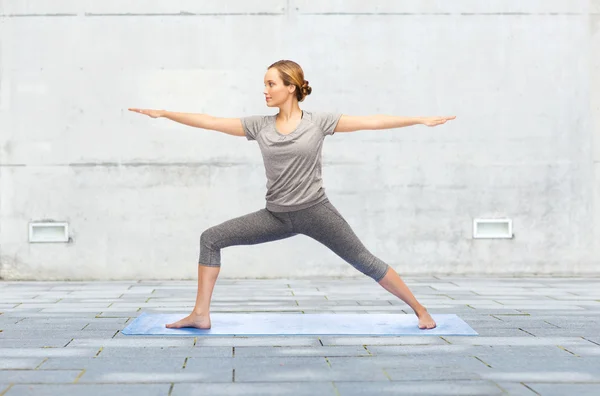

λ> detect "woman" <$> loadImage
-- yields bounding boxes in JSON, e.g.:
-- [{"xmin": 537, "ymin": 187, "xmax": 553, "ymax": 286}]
[{"xmin": 129, "ymin": 60, "xmax": 455, "ymax": 330}]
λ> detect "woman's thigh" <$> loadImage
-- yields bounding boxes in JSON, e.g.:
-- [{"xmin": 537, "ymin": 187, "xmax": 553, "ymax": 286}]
[
  {"xmin": 290, "ymin": 200, "xmax": 389, "ymax": 281},
  {"xmin": 291, "ymin": 201, "xmax": 366, "ymax": 253},
  {"xmin": 202, "ymin": 208, "xmax": 296, "ymax": 249}
]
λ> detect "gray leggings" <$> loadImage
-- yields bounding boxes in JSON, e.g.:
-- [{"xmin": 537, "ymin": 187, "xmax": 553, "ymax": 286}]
[{"xmin": 198, "ymin": 199, "xmax": 390, "ymax": 282}]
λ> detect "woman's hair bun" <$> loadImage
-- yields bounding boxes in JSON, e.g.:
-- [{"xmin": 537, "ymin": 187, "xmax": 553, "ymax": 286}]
[{"xmin": 301, "ymin": 80, "xmax": 312, "ymax": 97}]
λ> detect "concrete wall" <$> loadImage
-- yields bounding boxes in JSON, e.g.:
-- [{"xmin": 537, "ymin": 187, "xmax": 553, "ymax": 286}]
[{"xmin": 0, "ymin": 0, "xmax": 598, "ymax": 280}]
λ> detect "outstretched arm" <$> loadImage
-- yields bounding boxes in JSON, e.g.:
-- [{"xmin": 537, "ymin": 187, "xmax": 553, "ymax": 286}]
[
  {"xmin": 128, "ymin": 108, "xmax": 245, "ymax": 137},
  {"xmin": 334, "ymin": 114, "xmax": 456, "ymax": 133}
]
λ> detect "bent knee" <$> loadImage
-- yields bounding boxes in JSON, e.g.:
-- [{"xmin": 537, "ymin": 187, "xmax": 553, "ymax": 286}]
[{"xmin": 200, "ymin": 227, "xmax": 219, "ymax": 246}]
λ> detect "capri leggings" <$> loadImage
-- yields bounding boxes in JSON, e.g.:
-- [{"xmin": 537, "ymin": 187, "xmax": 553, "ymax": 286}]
[{"xmin": 198, "ymin": 198, "xmax": 390, "ymax": 282}]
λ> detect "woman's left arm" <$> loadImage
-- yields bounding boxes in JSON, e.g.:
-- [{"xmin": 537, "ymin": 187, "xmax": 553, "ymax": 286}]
[{"xmin": 334, "ymin": 115, "xmax": 456, "ymax": 133}]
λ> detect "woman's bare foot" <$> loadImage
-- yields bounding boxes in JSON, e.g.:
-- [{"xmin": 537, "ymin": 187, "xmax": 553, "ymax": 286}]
[
  {"xmin": 416, "ymin": 307, "xmax": 436, "ymax": 330},
  {"xmin": 165, "ymin": 312, "xmax": 211, "ymax": 329}
]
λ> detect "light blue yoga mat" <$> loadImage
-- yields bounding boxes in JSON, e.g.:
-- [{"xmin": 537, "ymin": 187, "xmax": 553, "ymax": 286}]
[{"xmin": 122, "ymin": 312, "xmax": 478, "ymax": 336}]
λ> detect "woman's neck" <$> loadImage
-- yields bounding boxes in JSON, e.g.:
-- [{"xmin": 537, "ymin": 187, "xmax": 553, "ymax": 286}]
[{"xmin": 277, "ymin": 102, "xmax": 302, "ymax": 121}]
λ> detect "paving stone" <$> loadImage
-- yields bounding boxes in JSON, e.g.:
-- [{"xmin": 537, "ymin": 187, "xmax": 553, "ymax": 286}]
[
  {"xmin": 517, "ymin": 328, "xmax": 600, "ymax": 337},
  {"xmin": 384, "ymin": 367, "xmax": 482, "ymax": 381},
  {"xmin": 510, "ymin": 305, "xmax": 587, "ymax": 311},
  {"xmin": 543, "ymin": 319, "xmax": 600, "ymax": 328},
  {"xmin": 2, "ymin": 313, "xmax": 101, "ymax": 318},
  {"xmin": 0, "ymin": 348, "xmax": 99, "ymax": 358},
  {"xmin": 171, "ymin": 382, "xmax": 337, "ymax": 396},
  {"xmin": 425, "ymin": 299, "xmax": 502, "ymax": 305},
  {"xmin": 517, "ymin": 310, "xmax": 600, "ymax": 316},
  {"xmin": 0, "ymin": 330, "xmax": 118, "ymax": 339},
  {"xmin": 0, "ymin": 370, "xmax": 82, "ymax": 383},
  {"xmin": 0, "ymin": 338, "xmax": 73, "ymax": 348},
  {"xmin": 432, "ymin": 308, "xmax": 527, "ymax": 315},
  {"xmin": 40, "ymin": 357, "xmax": 187, "ymax": 371},
  {"xmin": 5, "ymin": 324, "xmax": 93, "ymax": 332},
  {"xmin": 474, "ymin": 345, "xmax": 581, "ymax": 357},
  {"xmin": 233, "ymin": 346, "xmax": 370, "ymax": 358},
  {"xmin": 194, "ymin": 336, "xmax": 321, "ymax": 347},
  {"xmin": 494, "ymin": 382, "xmax": 540, "ymax": 395},
  {"xmin": 478, "ymin": 370, "xmax": 600, "ymax": 382},
  {"xmin": 320, "ymin": 336, "xmax": 447, "ymax": 346},
  {"xmin": 584, "ymin": 337, "xmax": 600, "ymax": 345},
  {"xmin": 16, "ymin": 303, "xmax": 112, "ymax": 309},
  {"xmin": 95, "ymin": 311, "xmax": 143, "ymax": 318},
  {"xmin": 81, "ymin": 322, "xmax": 130, "ymax": 331},
  {"xmin": 334, "ymin": 380, "xmax": 505, "ymax": 395},
  {"xmin": 547, "ymin": 296, "xmax": 600, "ymax": 301},
  {"xmin": 121, "ymin": 287, "xmax": 157, "ymax": 294},
  {"xmin": 326, "ymin": 355, "xmax": 486, "ymax": 371},
  {"xmin": 441, "ymin": 336, "xmax": 594, "ymax": 346},
  {"xmin": 61, "ymin": 298, "xmax": 148, "ymax": 303},
  {"xmin": 4, "ymin": 384, "xmax": 171, "ymax": 396},
  {"xmin": 366, "ymin": 344, "xmax": 477, "ymax": 355},
  {"xmin": 485, "ymin": 318, "xmax": 561, "ymax": 327},
  {"xmin": 475, "ymin": 355, "xmax": 600, "ymax": 373},
  {"xmin": 452, "ymin": 282, "xmax": 547, "ymax": 288},
  {"xmin": 97, "ymin": 346, "xmax": 232, "ymax": 358},
  {"xmin": 67, "ymin": 338, "xmax": 195, "ymax": 347},
  {"xmin": 560, "ymin": 345, "xmax": 600, "ymax": 356},
  {"xmin": 489, "ymin": 297, "xmax": 562, "ymax": 302},
  {"xmin": 525, "ymin": 384, "xmax": 600, "ymax": 396},
  {"xmin": 65, "ymin": 293, "xmax": 130, "ymax": 298},
  {"xmin": 472, "ymin": 328, "xmax": 536, "ymax": 337},
  {"xmin": 39, "ymin": 308, "xmax": 134, "ymax": 313},
  {"xmin": 0, "ymin": 299, "xmax": 61, "ymax": 304},
  {"xmin": 240, "ymin": 365, "xmax": 389, "ymax": 382},
  {"xmin": 1, "ymin": 308, "xmax": 45, "ymax": 315},
  {"xmin": 142, "ymin": 307, "xmax": 305, "ymax": 313},
  {"xmin": 16, "ymin": 317, "xmax": 127, "ymax": 325},
  {"xmin": 467, "ymin": 321, "xmax": 554, "ymax": 330},
  {"xmin": 0, "ymin": 358, "xmax": 45, "ymax": 369},
  {"xmin": 79, "ymin": 369, "xmax": 232, "ymax": 383},
  {"xmin": 195, "ymin": 356, "xmax": 389, "ymax": 382}
]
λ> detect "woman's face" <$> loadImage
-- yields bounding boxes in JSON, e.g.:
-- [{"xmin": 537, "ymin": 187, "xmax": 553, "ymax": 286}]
[{"xmin": 263, "ymin": 68, "xmax": 295, "ymax": 107}]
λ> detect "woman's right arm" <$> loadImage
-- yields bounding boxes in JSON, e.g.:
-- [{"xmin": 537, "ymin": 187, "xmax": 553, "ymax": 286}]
[{"xmin": 128, "ymin": 108, "xmax": 245, "ymax": 137}]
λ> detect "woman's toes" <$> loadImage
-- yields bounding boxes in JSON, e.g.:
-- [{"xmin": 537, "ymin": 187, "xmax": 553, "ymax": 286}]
[
  {"xmin": 165, "ymin": 316, "xmax": 191, "ymax": 328},
  {"xmin": 164, "ymin": 314, "xmax": 211, "ymax": 330}
]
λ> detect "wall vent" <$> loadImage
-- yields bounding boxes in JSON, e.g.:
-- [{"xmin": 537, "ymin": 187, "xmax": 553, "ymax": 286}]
[
  {"xmin": 29, "ymin": 222, "xmax": 69, "ymax": 243},
  {"xmin": 473, "ymin": 218, "xmax": 513, "ymax": 239}
]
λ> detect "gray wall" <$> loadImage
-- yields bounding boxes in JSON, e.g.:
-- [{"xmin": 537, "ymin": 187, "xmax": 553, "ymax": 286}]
[{"xmin": 1, "ymin": 0, "xmax": 598, "ymax": 280}]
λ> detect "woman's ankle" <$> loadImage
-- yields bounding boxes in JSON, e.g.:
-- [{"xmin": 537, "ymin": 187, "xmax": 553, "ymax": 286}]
[{"xmin": 413, "ymin": 304, "xmax": 427, "ymax": 315}]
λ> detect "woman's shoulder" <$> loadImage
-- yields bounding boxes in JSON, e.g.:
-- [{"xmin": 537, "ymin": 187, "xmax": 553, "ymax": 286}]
[
  {"xmin": 243, "ymin": 113, "xmax": 276, "ymax": 119},
  {"xmin": 303, "ymin": 110, "xmax": 341, "ymax": 123},
  {"xmin": 242, "ymin": 114, "xmax": 276, "ymax": 124}
]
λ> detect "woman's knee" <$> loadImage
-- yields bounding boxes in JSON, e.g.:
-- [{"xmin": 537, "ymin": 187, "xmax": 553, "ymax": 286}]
[
  {"xmin": 200, "ymin": 225, "xmax": 230, "ymax": 249},
  {"xmin": 200, "ymin": 228, "xmax": 216, "ymax": 247},
  {"xmin": 199, "ymin": 228, "xmax": 223, "ymax": 266}
]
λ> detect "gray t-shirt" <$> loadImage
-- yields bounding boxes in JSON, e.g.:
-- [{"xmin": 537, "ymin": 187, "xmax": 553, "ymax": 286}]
[{"xmin": 241, "ymin": 110, "xmax": 342, "ymax": 212}]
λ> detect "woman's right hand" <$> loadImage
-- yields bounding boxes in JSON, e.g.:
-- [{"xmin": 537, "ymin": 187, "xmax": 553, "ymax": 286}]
[{"xmin": 128, "ymin": 108, "xmax": 165, "ymax": 118}]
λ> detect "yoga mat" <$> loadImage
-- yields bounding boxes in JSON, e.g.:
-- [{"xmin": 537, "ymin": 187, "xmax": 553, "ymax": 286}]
[{"xmin": 122, "ymin": 313, "xmax": 478, "ymax": 336}]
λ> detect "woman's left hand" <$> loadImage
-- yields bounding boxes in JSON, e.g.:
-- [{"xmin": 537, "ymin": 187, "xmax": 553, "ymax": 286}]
[{"xmin": 422, "ymin": 116, "xmax": 456, "ymax": 127}]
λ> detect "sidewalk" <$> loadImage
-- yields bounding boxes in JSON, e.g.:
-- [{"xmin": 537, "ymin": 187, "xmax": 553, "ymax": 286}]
[{"xmin": 1, "ymin": 276, "xmax": 599, "ymax": 395}]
